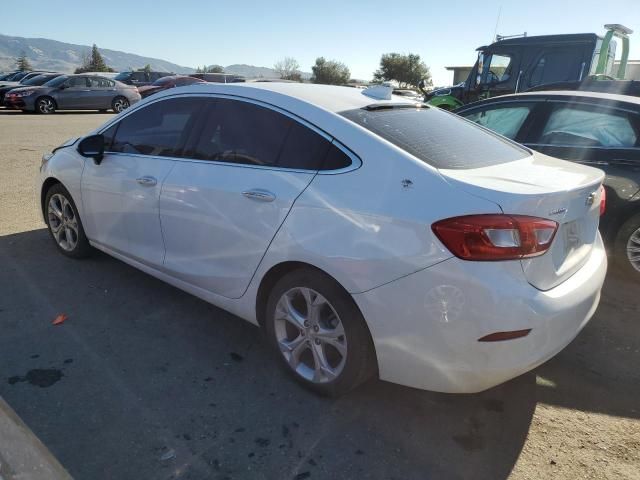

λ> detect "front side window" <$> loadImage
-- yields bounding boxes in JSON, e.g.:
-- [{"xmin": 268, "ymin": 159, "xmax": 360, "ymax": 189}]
[
  {"xmin": 341, "ymin": 106, "xmax": 528, "ymax": 169},
  {"xmin": 66, "ymin": 77, "xmax": 88, "ymax": 88},
  {"xmin": 539, "ymin": 105, "xmax": 638, "ymax": 147},
  {"xmin": 187, "ymin": 98, "xmax": 337, "ymax": 170},
  {"xmin": 486, "ymin": 54, "xmax": 512, "ymax": 83},
  {"xmin": 109, "ymin": 97, "xmax": 203, "ymax": 157},
  {"xmin": 462, "ymin": 105, "xmax": 532, "ymax": 139}
]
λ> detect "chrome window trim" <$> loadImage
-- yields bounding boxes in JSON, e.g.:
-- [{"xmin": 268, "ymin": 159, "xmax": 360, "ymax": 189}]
[{"xmin": 98, "ymin": 92, "xmax": 361, "ymax": 174}]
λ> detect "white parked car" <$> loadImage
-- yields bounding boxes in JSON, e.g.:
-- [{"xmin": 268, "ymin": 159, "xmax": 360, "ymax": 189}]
[{"xmin": 39, "ymin": 83, "xmax": 607, "ymax": 396}]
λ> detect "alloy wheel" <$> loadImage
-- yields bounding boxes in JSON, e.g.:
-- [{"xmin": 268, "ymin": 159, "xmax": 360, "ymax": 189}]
[
  {"xmin": 38, "ymin": 98, "xmax": 55, "ymax": 114},
  {"xmin": 274, "ymin": 287, "xmax": 347, "ymax": 383},
  {"xmin": 627, "ymin": 226, "xmax": 640, "ymax": 273},
  {"xmin": 48, "ymin": 193, "xmax": 78, "ymax": 251},
  {"xmin": 113, "ymin": 98, "xmax": 129, "ymax": 113}
]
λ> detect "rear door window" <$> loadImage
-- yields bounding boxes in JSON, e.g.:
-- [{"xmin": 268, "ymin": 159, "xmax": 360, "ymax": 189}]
[
  {"xmin": 529, "ymin": 50, "xmax": 585, "ymax": 88},
  {"xmin": 187, "ymin": 98, "xmax": 335, "ymax": 170},
  {"xmin": 462, "ymin": 105, "xmax": 533, "ymax": 139},
  {"xmin": 109, "ymin": 97, "xmax": 203, "ymax": 157},
  {"xmin": 341, "ymin": 106, "xmax": 529, "ymax": 169},
  {"xmin": 538, "ymin": 104, "xmax": 638, "ymax": 147}
]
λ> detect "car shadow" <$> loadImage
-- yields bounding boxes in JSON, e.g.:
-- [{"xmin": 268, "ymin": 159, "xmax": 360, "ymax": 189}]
[{"xmin": 0, "ymin": 228, "xmax": 635, "ymax": 479}]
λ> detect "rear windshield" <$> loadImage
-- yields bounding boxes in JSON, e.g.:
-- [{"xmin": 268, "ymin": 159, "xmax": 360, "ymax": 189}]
[
  {"xmin": 340, "ymin": 106, "xmax": 529, "ymax": 169},
  {"xmin": 115, "ymin": 72, "xmax": 132, "ymax": 81}
]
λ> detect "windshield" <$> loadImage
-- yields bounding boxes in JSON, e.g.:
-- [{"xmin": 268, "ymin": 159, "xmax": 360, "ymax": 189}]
[
  {"xmin": 43, "ymin": 75, "xmax": 68, "ymax": 87},
  {"xmin": 114, "ymin": 72, "xmax": 132, "ymax": 81},
  {"xmin": 340, "ymin": 106, "xmax": 529, "ymax": 169},
  {"xmin": 23, "ymin": 74, "xmax": 58, "ymax": 86}
]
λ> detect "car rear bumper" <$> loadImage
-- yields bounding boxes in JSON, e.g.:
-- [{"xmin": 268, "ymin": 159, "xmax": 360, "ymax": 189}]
[{"xmin": 352, "ymin": 233, "xmax": 607, "ymax": 393}]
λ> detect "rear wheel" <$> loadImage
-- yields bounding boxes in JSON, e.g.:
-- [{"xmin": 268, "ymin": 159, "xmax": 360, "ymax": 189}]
[
  {"xmin": 44, "ymin": 183, "xmax": 92, "ymax": 258},
  {"xmin": 112, "ymin": 96, "xmax": 129, "ymax": 113},
  {"xmin": 264, "ymin": 269, "xmax": 376, "ymax": 396},
  {"xmin": 35, "ymin": 96, "xmax": 56, "ymax": 114},
  {"xmin": 614, "ymin": 213, "xmax": 640, "ymax": 281}
]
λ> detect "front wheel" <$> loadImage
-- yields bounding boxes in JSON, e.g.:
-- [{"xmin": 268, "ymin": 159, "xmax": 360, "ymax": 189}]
[
  {"xmin": 44, "ymin": 184, "xmax": 92, "ymax": 258},
  {"xmin": 614, "ymin": 213, "xmax": 640, "ymax": 281},
  {"xmin": 35, "ymin": 96, "xmax": 56, "ymax": 114},
  {"xmin": 264, "ymin": 269, "xmax": 376, "ymax": 396},
  {"xmin": 112, "ymin": 96, "xmax": 129, "ymax": 113}
]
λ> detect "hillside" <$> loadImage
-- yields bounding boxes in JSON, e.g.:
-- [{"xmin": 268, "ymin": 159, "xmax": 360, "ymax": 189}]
[
  {"xmin": 0, "ymin": 34, "xmax": 313, "ymax": 80},
  {"xmin": 0, "ymin": 34, "xmax": 194, "ymax": 74}
]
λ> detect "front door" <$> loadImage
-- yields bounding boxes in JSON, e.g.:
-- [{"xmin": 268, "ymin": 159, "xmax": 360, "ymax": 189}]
[{"xmin": 81, "ymin": 96, "xmax": 203, "ymax": 266}]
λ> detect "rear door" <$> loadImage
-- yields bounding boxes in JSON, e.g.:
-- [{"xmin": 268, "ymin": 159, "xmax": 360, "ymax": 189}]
[
  {"xmin": 88, "ymin": 77, "xmax": 117, "ymax": 109},
  {"xmin": 160, "ymin": 96, "xmax": 334, "ymax": 298}
]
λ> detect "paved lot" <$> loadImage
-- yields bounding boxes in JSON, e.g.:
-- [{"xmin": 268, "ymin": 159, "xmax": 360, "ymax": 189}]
[{"xmin": 0, "ymin": 109, "xmax": 639, "ymax": 480}]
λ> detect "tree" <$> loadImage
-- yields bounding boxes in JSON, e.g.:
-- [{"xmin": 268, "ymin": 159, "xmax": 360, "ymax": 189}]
[
  {"xmin": 274, "ymin": 57, "xmax": 302, "ymax": 82},
  {"xmin": 196, "ymin": 65, "xmax": 224, "ymax": 73},
  {"xmin": 373, "ymin": 53, "xmax": 431, "ymax": 89},
  {"xmin": 15, "ymin": 51, "xmax": 32, "ymax": 71},
  {"xmin": 137, "ymin": 64, "xmax": 152, "ymax": 73},
  {"xmin": 75, "ymin": 44, "xmax": 114, "ymax": 73},
  {"xmin": 311, "ymin": 57, "xmax": 350, "ymax": 85}
]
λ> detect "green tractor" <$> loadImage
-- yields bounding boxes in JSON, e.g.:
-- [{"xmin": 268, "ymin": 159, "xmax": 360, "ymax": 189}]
[{"xmin": 420, "ymin": 24, "xmax": 635, "ymax": 109}]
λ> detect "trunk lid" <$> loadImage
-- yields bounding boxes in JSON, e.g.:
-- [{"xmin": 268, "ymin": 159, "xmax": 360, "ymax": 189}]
[{"xmin": 440, "ymin": 152, "xmax": 605, "ymax": 290}]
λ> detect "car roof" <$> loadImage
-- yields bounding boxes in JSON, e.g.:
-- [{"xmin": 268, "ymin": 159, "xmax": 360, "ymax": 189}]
[
  {"xmin": 170, "ymin": 82, "xmax": 418, "ymax": 113},
  {"xmin": 460, "ymin": 90, "xmax": 640, "ymax": 109}
]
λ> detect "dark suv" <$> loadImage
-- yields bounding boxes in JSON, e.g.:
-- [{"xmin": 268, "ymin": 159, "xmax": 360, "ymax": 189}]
[
  {"xmin": 456, "ymin": 90, "xmax": 640, "ymax": 280},
  {"xmin": 114, "ymin": 71, "xmax": 173, "ymax": 87}
]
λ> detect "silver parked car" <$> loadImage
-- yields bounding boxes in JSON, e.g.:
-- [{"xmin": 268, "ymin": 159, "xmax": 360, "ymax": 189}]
[{"xmin": 3, "ymin": 74, "xmax": 141, "ymax": 114}]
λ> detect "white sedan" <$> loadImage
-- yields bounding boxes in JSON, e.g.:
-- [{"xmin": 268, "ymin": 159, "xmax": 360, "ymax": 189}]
[{"xmin": 39, "ymin": 82, "xmax": 607, "ymax": 396}]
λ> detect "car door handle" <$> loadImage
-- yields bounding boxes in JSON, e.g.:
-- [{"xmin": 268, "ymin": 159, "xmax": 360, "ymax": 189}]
[
  {"xmin": 242, "ymin": 189, "xmax": 276, "ymax": 202},
  {"xmin": 136, "ymin": 176, "xmax": 157, "ymax": 186}
]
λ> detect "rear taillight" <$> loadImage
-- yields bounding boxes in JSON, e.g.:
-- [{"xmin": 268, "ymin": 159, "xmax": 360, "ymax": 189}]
[
  {"xmin": 432, "ymin": 214, "xmax": 558, "ymax": 261},
  {"xmin": 600, "ymin": 186, "xmax": 606, "ymax": 216}
]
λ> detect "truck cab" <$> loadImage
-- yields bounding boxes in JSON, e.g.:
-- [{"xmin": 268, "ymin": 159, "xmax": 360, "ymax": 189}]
[
  {"xmin": 425, "ymin": 33, "xmax": 601, "ymax": 109},
  {"xmin": 423, "ymin": 25, "xmax": 633, "ymax": 109}
]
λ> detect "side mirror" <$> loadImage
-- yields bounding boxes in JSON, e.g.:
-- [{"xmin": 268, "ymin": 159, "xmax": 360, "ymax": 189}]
[
  {"xmin": 77, "ymin": 134, "xmax": 105, "ymax": 164},
  {"xmin": 59, "ymin": 84, "xmax": 67, "ymax": 90}
]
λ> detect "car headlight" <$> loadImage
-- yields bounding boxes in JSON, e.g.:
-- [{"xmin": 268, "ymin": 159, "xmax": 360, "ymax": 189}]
[{"xmin": 12, "ymin": 90, "xmax": 36, "ymax": 97}]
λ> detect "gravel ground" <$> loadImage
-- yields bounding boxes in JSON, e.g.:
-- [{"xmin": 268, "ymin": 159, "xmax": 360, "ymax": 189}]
[{"xmin": 0, "ymin": 109, "xmax": 638, "ymax": 480}]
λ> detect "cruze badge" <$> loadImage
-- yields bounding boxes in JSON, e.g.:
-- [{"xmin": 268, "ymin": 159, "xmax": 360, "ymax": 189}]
[{"xmin": 549, "ymin": 207, "xmax": 568, "ymax": 216}]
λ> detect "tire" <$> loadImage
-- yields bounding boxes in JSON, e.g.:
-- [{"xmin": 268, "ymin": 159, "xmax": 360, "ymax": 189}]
[
  {"xmin": 35, "ymin": 96, "xmax": 56, "ymax": 114},
  {"xmin": 44, "ymin": 183, "xmax": 92, "ymax": 259},
  {"xmin": 614, "ymin": 213, "xmax": 640, "ymax": 281},
  {"xmin": 112, "ymin": 96, "xmax": 129, "ymax": 113},
  {"xmin": 264, "ymin": 268, "xmax": 377, "ymax": 396}
]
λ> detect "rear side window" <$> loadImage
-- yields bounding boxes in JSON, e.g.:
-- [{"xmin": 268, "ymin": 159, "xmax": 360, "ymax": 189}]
[
  {"xmin": 539, "ymin": 105, "xmax": 638, "ymax": 147},
  {"xmin": 341, "ymin": 106, "xmax": 529, "ymax": 169},
  {"xmin": 187, "ymin": 98, "xmax": 336, "ymax": 170},
  {"xmin": 461, "ymin": 105, "xmax": 532, "ymax": 139},
  {"xmin": 109, "ymin": 97, "xmax": 202, "ymax": 157}
]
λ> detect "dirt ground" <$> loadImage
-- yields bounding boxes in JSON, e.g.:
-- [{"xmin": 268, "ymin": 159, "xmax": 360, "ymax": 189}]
[{"xmin": 0, "ymin": 108, "xmax": 638, "ymax": 480}]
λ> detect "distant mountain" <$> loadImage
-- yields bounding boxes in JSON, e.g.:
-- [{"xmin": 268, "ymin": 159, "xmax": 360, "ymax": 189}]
[
  {"xmin": 0, "ymin": 34, "xmax": 194, "ymax": 74},
  {"xmin": 0, "ymin": 34, "xmax": 314, "ymax": 80},
  {"xmin": 224, "ymin": 64, "xmax": 311, "ymax": 80}
]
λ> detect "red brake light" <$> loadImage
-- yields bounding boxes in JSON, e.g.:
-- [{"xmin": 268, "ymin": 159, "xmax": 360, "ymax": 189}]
[
  {"xmin": 600, "ymin": 186, "xmax": 606, "ymax": 216},
  {"xmin": 432, "ymin": 214, "xmax": 558, "ymax": 261}
]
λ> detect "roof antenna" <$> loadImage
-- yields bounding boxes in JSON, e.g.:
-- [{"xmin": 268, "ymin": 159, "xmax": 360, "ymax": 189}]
[{"xmin": 493, "ymin": 5, "xmax": 502, "ymax": 42}]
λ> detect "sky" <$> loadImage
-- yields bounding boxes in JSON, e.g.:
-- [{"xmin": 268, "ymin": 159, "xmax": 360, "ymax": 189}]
[{"xmin": 7, "ymin": 0, "xmax": 640, "ymax": 86}]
